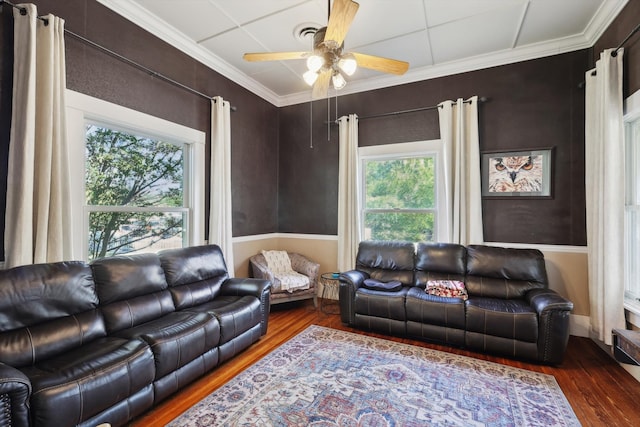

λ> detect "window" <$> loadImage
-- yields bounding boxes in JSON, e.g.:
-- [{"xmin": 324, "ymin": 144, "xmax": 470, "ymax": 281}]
[
  {"xmin": 66, "ymin": 91, "xmax": 205, "ymax": 261},
  {"xmin": 625, "ymin": 89, "xmax": 640, "ymax": 305},
  {"xmin": 359, "ymin": 140, "xmax": 446, "ymax": 242},
  {"xmin": 85, "ymin": 124, "xmax": 188, "ymax": 260}
]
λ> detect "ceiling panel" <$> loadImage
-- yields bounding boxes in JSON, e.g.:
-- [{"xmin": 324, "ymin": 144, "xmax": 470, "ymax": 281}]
[
  {"xmin": 423, "ymin": 0, "xmax": 526, "ymax": 28},
  {"xmin": 211, "ymin": 0, "xmax": 322, "ymax": 29},
  {"xmin": 345, "ymin": 0, "xmax": 427, "ymax": 49},
  {"xmin": 97, "ymin": 0, "xmax": 629, "ymax": 105},
  {"xmin": 428, "ymin": 3, "xmax": 525, "ymax": 63},
  {"xmin": 239, "ymin": 2, "xmax": 328, "ymax": 53},
  {"xmin": 351, "ymin": 30, "xmax": 434, "ymax": 73},
  {"xmin": 133, "ymin": 0, "xmax": 234, "ymax": 42},
  {"xmin": 516, "ymin": 0, "xmax": 605, "ymax": 46}
]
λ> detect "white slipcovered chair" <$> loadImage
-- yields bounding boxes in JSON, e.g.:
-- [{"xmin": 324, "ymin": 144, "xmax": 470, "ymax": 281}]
[{"xmin": 249, "ymin": 250, "xmax": 319, "ymax": 307}]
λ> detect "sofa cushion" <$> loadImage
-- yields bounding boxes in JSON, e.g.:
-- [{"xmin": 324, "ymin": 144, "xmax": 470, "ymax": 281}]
[
  {"xmin": 114, "ymin": 311, "xmax": 220, "ymax": 379},
  {"xmin": 22, "ymin": 337, "xmax": 155, "ymax": 427},
  {"xmin": 354, "ymin": 287, "xmax": 409, "ymax": 321},
  {"xmin": 405, "ymin": 287, "xmax": 466, "ymax": 330},
  {"xmin": 0, "ymin": 261, "xmax": 98, "ymax": 330},
  {"xmin": 0, "ymin": 262, "xmax": 105, "ymax": 367},
  {"xmin": 465, "ymin": 297, "xmax": 538, "ymax": 342},
  {"xmin": 91, "ymin": 253, "xmax": 169, "ymax": 303},
  {"xmin": 355, "ymin": 240, "xmax": 415, "ymax": 285},
  {"xmin": 415, "ymin": 243, "xmax": 466, "ymax": 285},
  {"xmin": 465, "ymin": 245, "xmax": 547, "ymax": 298},
  {"xmin": 92, "ymin": 254, "xmax": 175, "ymax": 333},
  {"xmin": 159, "ymin": 244, "xmax": 229, "ymax": 288},
  {"xmin": 159, "ymin": 245, "xmax": 230, "ymax": 310},
  {"xmin": 0, "ymin": 310, "xmax": 106, "ymax": 368},
  {"xmin": 184, "ymin": 295, "xmax": 262, "ymax": 345}
]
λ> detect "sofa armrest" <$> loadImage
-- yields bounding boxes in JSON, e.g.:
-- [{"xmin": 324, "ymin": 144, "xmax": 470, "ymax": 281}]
[
  {"xmin": 0, "ymin": 363, "xmax": 31, "ymax": 427},
  {"xmin": 289, "ymin": 253, "xmax": 319, "ymax": 288},
  {"xmin": 527, "ymin": 288, "xmax": 574, "ymax": 314},
  {"xmin": 527, "ymin": 288, "xmax": 574, "ymax": 364},
  {"xmin": 338, "ymin": 270, "xmax": 369, "ymax": 325},
  {"xmin": 221, "ymin": 278, "xmax": 272, "ymax": 335}
]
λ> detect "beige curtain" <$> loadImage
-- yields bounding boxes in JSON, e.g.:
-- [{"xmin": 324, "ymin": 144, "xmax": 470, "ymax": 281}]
[
  {"xmin": 438, "ymin": 96, "xmax": 483, "ymax": 245},
  {"xmin": 585, "ymin": 49, "xmax": 625, "ymax": 345},
  {"xmin": 209, "ymin": 96, "xmax": 235, "ymax": 277},
  {"xmin": 337, "ymin": 114, "xmax": 359, "ymax": 272},
  {"xmin": 5, "ymin": 5, "xmax": 72, "ymax": 268}
]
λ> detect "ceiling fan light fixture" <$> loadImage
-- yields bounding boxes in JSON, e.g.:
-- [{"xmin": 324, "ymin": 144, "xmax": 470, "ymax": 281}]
[
  {"xmin": 303, "ymin": 70, "xmax": 319, "ymax": 86},
  {"xmin": 306, "ymin": 54, "xmax": 324, "ymax": 72},
  {"xmin": 332, "ymin": 71, "xmax": 347, "ymax": 90},
  {"xmin": 338, "ymin": 53, "xmax": 357, "ymax": 76}
]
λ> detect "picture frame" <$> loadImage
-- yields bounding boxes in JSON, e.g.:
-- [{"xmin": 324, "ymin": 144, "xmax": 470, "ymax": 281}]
[{"xmin": 481, "ymin": 148, "xmax": 554, "ymax": 198}]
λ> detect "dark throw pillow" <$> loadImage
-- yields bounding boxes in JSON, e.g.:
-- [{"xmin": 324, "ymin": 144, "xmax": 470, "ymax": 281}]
[{"xmin": 363, "ymin": 278, "xmax": 403, "ymax": 292}]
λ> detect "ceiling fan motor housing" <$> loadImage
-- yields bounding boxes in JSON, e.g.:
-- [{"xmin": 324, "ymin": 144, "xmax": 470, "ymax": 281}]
[{"xmin": 313, "ymin": 27, "xmax": 343, "ymax": 72}]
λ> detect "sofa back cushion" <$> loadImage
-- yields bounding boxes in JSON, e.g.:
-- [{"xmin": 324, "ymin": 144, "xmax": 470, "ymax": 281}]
[
  {"xmin": 355, "ymin": 240, "xmax": 415, "ymax": 285},
  {"xmin": 465, "ymin": 245, "xmax": 547, "ymax": 298},
  {"xmin": 158, "ymin": 244, "xmax": 229, "ymax": 310},
  {"xmin": 415, "ymin": 242, "xmax": 466, "ymax": 285},
  {"xmin": 0, "ymin": 262, "xmax": 105, "ymax": 367},
  {"xmin": 91, "ymin": 253, "xmax": 175, "ymax": 333}
]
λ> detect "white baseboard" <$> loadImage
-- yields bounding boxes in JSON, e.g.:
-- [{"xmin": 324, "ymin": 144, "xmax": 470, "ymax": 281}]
[{"xmin": 570, "ymin": 314, "xmax": 589, "ymax": 337}]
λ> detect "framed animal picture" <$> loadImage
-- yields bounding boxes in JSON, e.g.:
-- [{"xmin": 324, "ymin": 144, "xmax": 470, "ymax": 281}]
[{"xmin": 481, "ymin": 148, "xmax": 553, "ymax": 198}]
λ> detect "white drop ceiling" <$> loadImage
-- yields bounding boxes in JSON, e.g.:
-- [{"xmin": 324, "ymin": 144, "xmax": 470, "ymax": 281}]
[{"xmin": 97, "ymin": 0, "xmax": 628, "ymax": 106}]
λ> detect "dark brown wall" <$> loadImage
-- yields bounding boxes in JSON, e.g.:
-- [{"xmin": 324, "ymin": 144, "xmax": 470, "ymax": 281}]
[
  {"xmin": 0, "ymin": 0, "xmax": 280, "ymax": 261},
  {"xmin": 279, "ymin": 0, "xmax": 640, "ymax": 246},
  {"xmin": 593, "ymin": 0, "xmax": 640, "ymax": 98},
  {"xmin": 2, "ymin": 1, "xmax": 638, "ymax": 256},
  {"xmin": 280, "ymin": 49, "xmax": 589, "ymax": 245}
]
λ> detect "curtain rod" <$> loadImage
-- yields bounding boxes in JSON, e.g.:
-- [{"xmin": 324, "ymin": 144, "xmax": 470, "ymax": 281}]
[
  {"xmin": 325, "ymin": 96, "xmax": 488, "ymax": 124},
  {"xmin": 612, "ymin": 22, "xmax": 640, "ymax": 57},
  {"xmin": 581, "ymin": 22, "xmax": 640, "ymax": 83},
  {"xmin": 0, "ymin": 0, "xmax": 237, "ymax": 111}
]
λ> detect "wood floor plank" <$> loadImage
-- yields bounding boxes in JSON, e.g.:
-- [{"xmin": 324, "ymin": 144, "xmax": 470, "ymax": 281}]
[{"xmin": 131, "ymin": 301, "xmax": 640, "ymax": 426}]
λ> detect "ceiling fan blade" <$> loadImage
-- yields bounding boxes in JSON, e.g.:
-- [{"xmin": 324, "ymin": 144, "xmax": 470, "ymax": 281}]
[
  {"xmin": 352, "ymin": 52, "xmax": 409, "ymax": 75},
  {"xmin": 312, "ymin": 70, "xmax": 332, "ymax": 99},
  {"xmin": 324, "ymin": 0, "xmax": 359, "ymax": 45},
  {"xmin": 243, "ymin": 51, "xmax": 308, "ymax": 62}
]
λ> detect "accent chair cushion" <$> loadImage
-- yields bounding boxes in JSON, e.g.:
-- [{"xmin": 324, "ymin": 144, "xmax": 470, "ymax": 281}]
[{"xmin": 261, "ymin": 250, "xmax": 292, "ymax": 274}]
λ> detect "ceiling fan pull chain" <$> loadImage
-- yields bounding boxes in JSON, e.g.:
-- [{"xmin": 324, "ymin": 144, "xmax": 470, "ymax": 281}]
[
  {"xmin": 310, "ymin": 99, "xmax": 314, "ymax": 148},
  {"xmin": 327, "ymin": 96, "xmax": 331, "ymax": 142}
]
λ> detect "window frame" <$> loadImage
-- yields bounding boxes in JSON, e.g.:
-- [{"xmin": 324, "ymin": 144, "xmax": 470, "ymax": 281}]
[
  {"xmin": 358, "ymin": 140, "xmax": 448, "ymax": 242},
  {"xmin": 624, "ymin": 88, "xmax": 640, "ymax": 312},
  {"xmin": 65, "ymin": 90, "xmax": 206, "ymax": 261}
]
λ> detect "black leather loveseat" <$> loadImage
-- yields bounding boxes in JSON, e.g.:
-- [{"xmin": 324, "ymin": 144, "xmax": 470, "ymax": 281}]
[
  {"xmin": 339, "ymin": 240, "xmax": 574, "ymax": 365},
  {"xmin": 0, "ymin": 244, "xmax": 270, "ymax": 427}
]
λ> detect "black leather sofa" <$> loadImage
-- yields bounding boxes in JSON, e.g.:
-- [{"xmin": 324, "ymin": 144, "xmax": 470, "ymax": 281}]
[
  {"xmin": 339, "ymin": 240, "xmax": 574, "ymax": 364},
  {"xmin": 0, "ymin": 244, "xmax": 270, "ymax": 427}
]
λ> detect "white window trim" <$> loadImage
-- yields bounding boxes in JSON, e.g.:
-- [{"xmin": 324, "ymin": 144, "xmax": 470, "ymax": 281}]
[
  {"xmin": 358, "ymin": 139, "xmax": 447, "ymax": 242},
  {"xmin": 624, "ymin": 88, "xmax": 640, "ymax": 316},
  {"xmin": 65, "ymin": 90, "xmax": 206, "ymax": 261}
]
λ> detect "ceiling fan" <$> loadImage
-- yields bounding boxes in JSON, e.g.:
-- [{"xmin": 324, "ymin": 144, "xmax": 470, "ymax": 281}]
[{"xmin": 242, "ymin": 0, "xmax": 409, "ymax": 99}]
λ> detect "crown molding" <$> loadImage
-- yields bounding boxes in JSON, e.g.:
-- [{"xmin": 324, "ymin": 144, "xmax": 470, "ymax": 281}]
[
  {"xmin": 95, "ymin": 0, "xmax": 282, "ymax": 106},
  {"xmin": 96, "ymin": 0, "xmax": 628, "ymax": 108}
]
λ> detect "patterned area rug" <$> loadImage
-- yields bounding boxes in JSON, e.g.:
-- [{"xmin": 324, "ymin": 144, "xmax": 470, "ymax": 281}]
[{"xmin": 169, "ymin": 325, "xmax": 580, "ymax": 427}]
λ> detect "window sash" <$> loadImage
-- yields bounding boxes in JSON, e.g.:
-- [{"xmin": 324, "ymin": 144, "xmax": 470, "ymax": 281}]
[
  {"xmin": 624, "ymin": 89, "xmax": 640, "ymax": 304},
  {"xmin": 66, "ymin": 90, "xmax": 206, "ymax": 261},
  {"xmin": 359, "ymin": 140, "xmax": 444, "ymax": 243}
]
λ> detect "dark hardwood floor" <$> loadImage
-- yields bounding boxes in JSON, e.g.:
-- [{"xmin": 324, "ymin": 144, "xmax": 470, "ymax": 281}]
[{"xmin": 132, "ymin": 300, "xmax": 640, "ymax": 426}]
